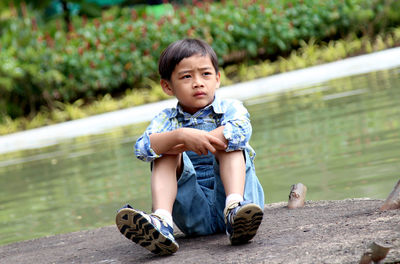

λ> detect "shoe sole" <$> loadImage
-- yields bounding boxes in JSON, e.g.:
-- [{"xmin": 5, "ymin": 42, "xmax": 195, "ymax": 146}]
[
  {"xmin": 116, "ymin": 208, "xmax": 179, "ymax": 255},
  {"xmin": 230, "ymin": 203, "xmax": 264, "ymax": 245}
]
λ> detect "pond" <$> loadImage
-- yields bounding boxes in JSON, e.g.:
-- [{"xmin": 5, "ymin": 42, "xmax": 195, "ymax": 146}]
[{"xmin": 0, "ymin": 67, "xmax": 399, "ymax": 246}]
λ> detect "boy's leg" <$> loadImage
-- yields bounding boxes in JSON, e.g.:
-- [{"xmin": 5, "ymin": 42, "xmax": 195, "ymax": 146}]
[
  {"xmin": 115, "ymin": 155, "xmax": 180, "ymax": 255},
  {"xmin": 216, "ymin": 150, "xmax": 246, "ymax": 196},
  {"xmin": 151, "ymin": 154, "xmax": 181, "ymax": 214},
  {"xmin": 215, "ymin": 150, "xmax": 264, "ymax": 245}
]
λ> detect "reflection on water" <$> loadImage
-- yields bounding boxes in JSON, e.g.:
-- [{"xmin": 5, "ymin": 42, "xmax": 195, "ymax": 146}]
[
  {"xmin": 0, "ymin": 68, "xmax": 399, "ymax": 245},
  {"xmin": 250, "ymin": 68, "xmax": 400, "ymax": 202}
]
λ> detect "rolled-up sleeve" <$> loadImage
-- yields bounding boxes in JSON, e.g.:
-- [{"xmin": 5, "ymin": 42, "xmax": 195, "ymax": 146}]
[
  {"xmin": 135, "ymin": 130, "xmax": 161, "ymax": 162},
  {"xmin": 134, "ymin": 110, "xmax": 173, "ymax": 162},
  {"xmin": 221, "ymin": 100, "xmax": 252, "ymax": 151}
]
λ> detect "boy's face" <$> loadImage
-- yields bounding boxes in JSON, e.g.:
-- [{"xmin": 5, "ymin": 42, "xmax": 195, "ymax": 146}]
[{"xmin": 161, "ymin": 54, "xmax": 221, "ymax": 114}]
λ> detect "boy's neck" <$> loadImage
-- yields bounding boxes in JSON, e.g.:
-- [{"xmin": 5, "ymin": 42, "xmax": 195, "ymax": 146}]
[{"xmin": 177, "ymin": 97, "xmax": 216, "ymax": 115}]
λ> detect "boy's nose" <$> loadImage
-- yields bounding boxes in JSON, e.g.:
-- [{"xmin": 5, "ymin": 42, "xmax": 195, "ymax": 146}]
[{"xmin": 192, "ymin": 75, "xmax": 204, "ymax": 88}]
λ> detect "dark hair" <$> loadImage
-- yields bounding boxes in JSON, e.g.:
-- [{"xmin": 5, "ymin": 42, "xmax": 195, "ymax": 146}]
[{"xmin": 158, "ymin": 38, "xmax": 219, "ymax": 81}]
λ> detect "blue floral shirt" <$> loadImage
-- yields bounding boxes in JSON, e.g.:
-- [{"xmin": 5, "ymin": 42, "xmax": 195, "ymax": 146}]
[{"xmin": 134, "ymin": 96, "xmax": 256, "ymax": 162}]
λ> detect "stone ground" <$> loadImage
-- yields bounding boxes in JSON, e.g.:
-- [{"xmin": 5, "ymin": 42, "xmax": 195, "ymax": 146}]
[{"xmin": 1, "ymin": 199, "xmax": 399, "ymax": 264}]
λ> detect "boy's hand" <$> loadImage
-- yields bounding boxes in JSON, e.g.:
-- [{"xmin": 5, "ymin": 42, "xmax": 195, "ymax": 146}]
[
  {"xmin": 150, "ymin": 127, "xmax": 227, "ymax": 156},
  {"xmin": 178, "ymin": 128, "xmax": 226, "ymax": 155}
]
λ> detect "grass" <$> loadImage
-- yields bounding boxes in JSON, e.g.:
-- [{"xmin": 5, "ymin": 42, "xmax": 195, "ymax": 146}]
[{"xmin": 1, "ymin": 27, "xmax": 400, "ymax": 136}]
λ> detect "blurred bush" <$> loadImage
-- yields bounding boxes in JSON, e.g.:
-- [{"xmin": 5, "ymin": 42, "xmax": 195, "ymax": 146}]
[{"xmin": 1, "ymin": 0, "xmax": 400, "ymax": 121}]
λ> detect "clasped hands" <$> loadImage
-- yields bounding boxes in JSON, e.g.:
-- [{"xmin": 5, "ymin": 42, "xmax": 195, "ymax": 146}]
[{"xmin": 150, "ymin": 127, "xmax": 227, "ymax": 156}]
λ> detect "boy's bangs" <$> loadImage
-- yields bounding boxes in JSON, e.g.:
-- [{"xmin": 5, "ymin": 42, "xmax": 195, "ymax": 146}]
[{"xmin": 159, "ymin": 39, "xmax": 218, "ymax": 80}]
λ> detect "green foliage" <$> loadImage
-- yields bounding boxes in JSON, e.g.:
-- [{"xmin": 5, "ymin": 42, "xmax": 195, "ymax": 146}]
[
  {"xmin": 0, "ymin": 0, "xmax": 400, "ymax": 122},
  {"xmin": 1, "ymin": 26, "xmax": 399, "ymax": 135},
  {"xmin": 224, "ymin": 29, "xmax": 400, "ymax": 84}
]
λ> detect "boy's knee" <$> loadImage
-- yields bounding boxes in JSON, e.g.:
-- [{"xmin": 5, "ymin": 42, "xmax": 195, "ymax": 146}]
[
  {"xmin": 157, "ymin": 153, "xmax": 179, "ymax": 161},
  {"xmin": 154, "ymin": 154, "xmax": 181, "ymax": 166},
  {"xmin": 153, "ymin": 154, "xmax": 183, "ymax": 176}
]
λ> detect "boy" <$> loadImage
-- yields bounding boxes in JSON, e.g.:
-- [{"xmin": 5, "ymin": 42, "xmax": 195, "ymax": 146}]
[{"xmin": 116, "ymin": 38, "xmax": 264, "ymax": 255}]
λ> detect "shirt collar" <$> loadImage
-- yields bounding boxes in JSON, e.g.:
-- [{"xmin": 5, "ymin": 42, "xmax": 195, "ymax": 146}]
[
  {"xmin": 170, "ymin": 95, "xmax": 224, "ymax": 118},
  {"xmin": 210, "ymin": 95, "xmax": 224, "ymax": 114}
]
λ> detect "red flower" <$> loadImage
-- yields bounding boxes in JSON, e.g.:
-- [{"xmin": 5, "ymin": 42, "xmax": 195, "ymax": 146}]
[
  {"xmin": 68, "ymin": 23, "xmax": 75, "ymax": 32},
  {"xmin": 194, "ymin": 1, "xmax": 203, "ymax": 8},
  {"xmin": 204, "ymin": 3, "xmax": 210, "ymax": 12},
  {"xmin": 131, "ymin": 10, "xmax": 138, "ymax": 21},
  {"xmin": 96, "ymin": 39, "xmax": 101, "ymax": 49},
  {"xmin": 157, "ymin": 17, "xmax": 166, "ymax": 27},
  {"xmin": 106, "ymin": 28, "xmax": 113, "ymax": 35},
  {"xmin": 141, "ymin": 26, "xmax": 147, "ymax": 37},
  {"xmin": 82, "ymin": 15, "xmax": 88, "ymax": 27},
  {"xmin": 21, "ymin": 2, "xmax": 28, "ymax": 18},
  {"xmin": 93, "ymin": 19, "xmax": 100, "ymax": 29},
  {"xmin": 152, "ymin": 42, "xmax": 160, "ymax": 50},
  {"xmin": 45, "ymin": 34, "xmax": 54, "ymax": 48},
  {"xmin": 31, "ymin": 18, "xmax": 38, "ymax": 31},
  {"xmin": 187, "ymin": 27, "xmax": 195, "ymax": 37},
  {"xmin": 180, "ymin": 15, "xmax": 187, "ymax": 24}
]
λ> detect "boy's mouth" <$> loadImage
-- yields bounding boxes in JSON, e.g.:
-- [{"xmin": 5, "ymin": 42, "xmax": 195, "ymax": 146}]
[{"xmin": 194, "ymin": 91, "xmax": 206, "ymax": 97}]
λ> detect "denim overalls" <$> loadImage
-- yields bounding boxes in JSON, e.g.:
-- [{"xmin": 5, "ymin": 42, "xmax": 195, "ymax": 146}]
[{"xmin": 172, "ymin": 111, "xmax": 265, "ymax": 236}]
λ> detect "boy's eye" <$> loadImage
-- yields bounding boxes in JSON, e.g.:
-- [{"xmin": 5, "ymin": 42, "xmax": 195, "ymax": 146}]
[
  {"xmin": 203, "ymin": 72, "xmax": 212, "ymax": 75},
  {"xmin": 181, "ymin": 74, "xmax": 191, "ymax": 79}
]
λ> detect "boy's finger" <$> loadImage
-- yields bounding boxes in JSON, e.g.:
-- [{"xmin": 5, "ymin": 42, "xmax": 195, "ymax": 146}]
[
  {"xmin": 213, "ymin": 141, "xmax": 227, "ymax": 150},
  {"xmin": 207, "ymin": 144, "xmax": 217, "ymax": 154},
  {"xmin": 197, "ymin": 146, "xmax": 207, "ymax": 156},
  {"xmin": 209, "ymin": 136, "xmax": 227, "ymax": 149},
  {"xmin": 202, "ymin": 146, "xmax": 210, "ymax": 155},
  {"xmin": 193, "ymin": 148, "xmax": 202, "ymax": 155}
]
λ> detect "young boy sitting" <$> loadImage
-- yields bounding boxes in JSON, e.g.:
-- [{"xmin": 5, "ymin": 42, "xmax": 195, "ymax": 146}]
[{"xmin": 116, "ymin": 38, "xmax": 265, "ymax": 255}]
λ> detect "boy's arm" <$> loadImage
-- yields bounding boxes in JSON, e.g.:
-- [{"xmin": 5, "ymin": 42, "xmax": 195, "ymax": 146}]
[
  {"xmin": 165, "ymin": 126, "xmax": 228, "ymax": 155},
  {"xmin": 135, "ymin": 109, "xmax": 178, "ymax": 162},
  {"xmin": 149, "ymin": 130, "xmax": 182, "ymax": 155},
  {"xmin": 156, "ymin": 99, "xmax": 251, "ymax": 156},
  {"xmin": 208, "ymin": 126, "xmax": 228, "ymax": 146},
  {"xmin": 219, "ymin": 99, "xmax": 252, "ymax": 151},
  {"xmin": 150, "ymin": 128, "xmax": 227, "ymax": 156}
]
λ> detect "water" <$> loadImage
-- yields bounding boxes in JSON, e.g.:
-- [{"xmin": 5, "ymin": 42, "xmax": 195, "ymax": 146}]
[{"xmin": 0, "ymin": 68, "xmax": 399, "ymax": 246}]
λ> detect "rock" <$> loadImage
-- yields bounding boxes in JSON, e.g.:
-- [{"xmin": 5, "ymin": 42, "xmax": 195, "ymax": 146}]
[{"xmin": 0, "ymin": 199, "xmax": 399, "ymax": 264}]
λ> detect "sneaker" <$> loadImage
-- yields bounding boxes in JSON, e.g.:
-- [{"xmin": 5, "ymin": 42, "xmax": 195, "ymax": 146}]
[
  {"xmin": 224, "ymin": 200, "xmax": 264, "ymax": 245},
  {"xmin": 115, "ymin": 204, "xmax": 179, "ymax": 255}
]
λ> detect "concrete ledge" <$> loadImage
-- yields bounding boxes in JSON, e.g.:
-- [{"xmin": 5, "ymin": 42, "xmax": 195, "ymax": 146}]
[
  {"xmin": 0, "ymin": 199, "xmax": 399, "ymax": 264},
  {"xmin": 1, "ymin": 47, "xmax": 400, "ymax": 154}
]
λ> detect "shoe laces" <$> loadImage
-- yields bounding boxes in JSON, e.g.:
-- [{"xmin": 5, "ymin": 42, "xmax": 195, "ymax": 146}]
[
  {"xmin": 224, "ymin": 200, "xmax": 241, "ymax": 224},
  {"xmin": 150, "ymin": 213, "xmax": 172, "ymax": 230}
]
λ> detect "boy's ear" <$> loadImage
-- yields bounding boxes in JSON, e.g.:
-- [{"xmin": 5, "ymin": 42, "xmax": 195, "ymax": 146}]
[
  {"xmin": 160, "ymin": 79, "xmax": 174, "ymax": 96},
  {"xmin": 216, "ymin": 71, "xmax": 221, "ymax": 89}
]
